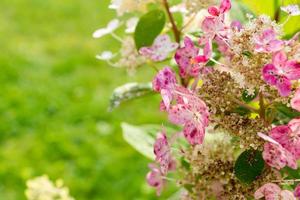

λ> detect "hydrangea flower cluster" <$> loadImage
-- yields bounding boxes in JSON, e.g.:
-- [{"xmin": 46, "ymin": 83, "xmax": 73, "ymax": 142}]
[{"xmin": 98, "ymin": 0, "xmax": 300, "ymax": 199}]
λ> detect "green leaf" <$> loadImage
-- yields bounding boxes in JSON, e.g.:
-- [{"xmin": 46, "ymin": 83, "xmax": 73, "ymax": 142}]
[
  {"xmin": 134, "ymin": 9, "xmax": 166, "ymax": 49},
  {"xmin": 232, "ymin": 106, "xmax": 251, "ymax": 116},
  {"xmin": 273, "ymin": 103, "xmax": 300, "ymax": 124},
  {"xmin": 121, "ymin": 123, "xmax": 156, "ymax": 160},
  {"xmin": 231, "ymin": 0, "xmax": 255, "ymax": 23},
  {"xmin": 180, "ymin": 157, "xmax": 190, "ymax": 170},
  {"xmin": 109, "ymin": 82, "xmax": 153, "ymax": 111},
  {"xmin": 242, "ymin": 89, "xmax": 257, "ymax": 103},
  {"xmin": 234, "ymin": 149, "xmax": 265, "ymax": 184}
]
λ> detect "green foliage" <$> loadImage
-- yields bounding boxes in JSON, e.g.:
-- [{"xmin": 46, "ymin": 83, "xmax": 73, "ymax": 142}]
[
  {"xmin": 109, "ymin": 82, "xmax": 153, "ymax": 111},
  {"xmin": 273, "ymin": 103, "xmax": 300, "ymax": 124},
  {"xmin": 242, "ymin": 89, "xmax": 258, "ymax": 103},
  {"xmin": 121, "ymin": 123, "xmax": 156, "ymax": 160},
  {"xmin": 234, "ymin": 150, "xmax": 265, "ymax": 184},
  {"xmin": 0, "ymin": 0, "xmax": 172, "ymax": 199},
  {"xmin": 134, "ymin": 9, "xmax": 166, "ymax": 49}
]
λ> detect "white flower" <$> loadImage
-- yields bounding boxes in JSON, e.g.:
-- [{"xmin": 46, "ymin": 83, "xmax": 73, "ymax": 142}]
[
  {"xmin": 281, "ymin": 4, "xmax": 300, "ymax": 16},
  {"xmin": 109, "ymin": 0, "xmax": 155, "ymax": 16},
  {"xmin": 93, "ymin": 19, "xmax": 120, "ymax": 38},
  {"xmin": 25, "ymin": 175, "xmax": 74, "ymax": 200},
  {"xmin": 96, "ymin": 51, "xmax": 114, "ymax": 60},
  {"xmin": 125, "ymin": 17, "xmax": 139, "ymax": 33}
]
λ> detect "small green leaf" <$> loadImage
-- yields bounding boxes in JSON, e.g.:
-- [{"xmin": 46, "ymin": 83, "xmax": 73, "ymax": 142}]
[
  {"xmin": 121, "ymin": 123, "xmax": 156, "ymax": 160},
  {"xmin": 231, "ymin": 1, "xmax": 255, "ymax": 23},
  {"xmin": 234, "ymin": 149, "xmax": 265, "ymax": 184},
  {"xmin": 134, "ymin": 9, "xmax": 166, "ymax": 49},
  {"xmin": 109, "ymin": 82, "xmax": 153, "ymax": 111},
  {"xmin": 242, "ymin": 51, "xmax": 253, "ymax": 58},
  {"xmin": 273, "ymin": 103, "xmax": 300, "ymax": 124},
  {"xmin": 242, "ymin": 89, "xmax": 257, "ymax": 103},
  {"xmin": 233, "ymin": 106, "xmax": 251, "ymax": 116},
  {"xmin": 181, "ymin": 157, "xmax": 190, "ymax": 170}
]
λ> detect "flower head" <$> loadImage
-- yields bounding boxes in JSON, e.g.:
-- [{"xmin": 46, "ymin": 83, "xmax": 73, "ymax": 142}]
[
  {"xmin": 262, "ymin": 51, "xmax": 300, "ymax": 96},
  {"xmin": 254, "ymin": 28, "xmax": 284, "ymax": 53},
  {"xmin": 281, "ymin": 4, "xmax": 300, "ymax": 16},
  {"xmin": 175, "ymin": 37, "xmax": 210, "ymax": 78},
  {"xmin": 93, "ymin": 19, "xmax": 120, "ymax": 38},
  {"xmin": 125, "ymin": 17, "xmax": 138, "ymax": 33},
  {"xmin": 254, "ymin": 183, "xmax": 296, "ymax": 200},
  {"xmin": 140, "ymin": 35, "xmax": 179, "ymax": 62}
]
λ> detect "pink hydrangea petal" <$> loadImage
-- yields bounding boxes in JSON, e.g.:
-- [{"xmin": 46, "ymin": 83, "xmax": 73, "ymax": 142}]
[
  {"xmin": 282, "ymin": 60, "xmax": 300, "ymax": 80},
  {"xmin": 208, "ymin": 6, "xmax": 220, "ymax": 16},
  {"xmin": 219, "ymin": 0, "xmax": 231, "ymax": 13},
  {"xmin": 183, "ymin": 121, "xmax": 205, "ymax": 145},
  {"xmin": 291, "ymin": 89, "xmax": 300, "ymax": 112},
  {"xmin": 152, "ymin": 67, "xmax": 177, "ymax": 92},
  {"xmin": 266, "ymin": 39, "xmax": 284, "ymax": 52},
  {"xmin": 262, "ymin": 28, "xmax": 276, "ymax": 41},
  {"xmin": 276, "ymin": 76, "xmax": 291, "ymax": 97},
  {"xmin": 262, "ymin": 64, "xmax": 278, "ymax": 85},
  {"xmin": 231, "ymin": 20, "xmax": 242, "ymax": 31},
  {"xmin": 168, "ymin": 104, "xmax": 193, "ymax": 125},
  {"xmin": 140, "ymin": 35, "xmax": 178, "ymax": 61},
  {"xmin": 254, "ymin": 183, "xmax": 281, "ymax": 200},
  {"xmin": 262, "ymin": 142, "xmax": 297, "ymax": 170},
  {"xmin": 294, "ymin": 183, "xmax": 300, "ymax": 198},
  {"xmin": 272, "ymin": 51, "xmax": 288, "ymax": 68},
  {"xmin": 146, "ymin": 164, "xmax": 164, "ymax": 196},
  {"xmin": 280, "ymin": 190, "xmax": 296, "ymax": 199}
]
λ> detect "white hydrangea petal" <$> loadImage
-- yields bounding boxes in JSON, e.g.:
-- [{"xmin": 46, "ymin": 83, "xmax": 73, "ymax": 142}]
[
  {"xmin": 257, "ymin": 132, "xmax": 280, "ymax": 145},
  {"xmin": 125, "ymin": 17, "xmax": 139, "ymax": 33},
  {"xmin": 93, "ymin": 28, "xmax": 110, "ymax": 38},
  {"xmin": 96, "ymin": 51, "xmax": 114, "ymax": 60},
  {"xmin": 107, "ymin": 19, "xmax": 120, "ymax": 32},
  {"xmin": 109, "ymin": 0, "xmax": 121, "ymax": 9},
  {"xmin": 281, "ymin": 4, "xmax": 300, "ymax": 16}
]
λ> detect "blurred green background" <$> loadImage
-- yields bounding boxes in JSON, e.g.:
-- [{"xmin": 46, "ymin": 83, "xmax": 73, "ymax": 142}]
[{"xmin": 0, "ymin": 0, "xmax": 169, "ymax": 199}]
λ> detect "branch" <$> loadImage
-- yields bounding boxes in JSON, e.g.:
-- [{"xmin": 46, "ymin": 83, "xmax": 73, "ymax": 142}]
[{"xmin": 162, "ymin": 0, "xmax": 181, "ymax": 43}]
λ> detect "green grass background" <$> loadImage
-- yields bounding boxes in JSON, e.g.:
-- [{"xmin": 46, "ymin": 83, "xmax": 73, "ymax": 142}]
[{"xmin": 0, "ymin": 0, "xmax": 170, "ymax": 199}]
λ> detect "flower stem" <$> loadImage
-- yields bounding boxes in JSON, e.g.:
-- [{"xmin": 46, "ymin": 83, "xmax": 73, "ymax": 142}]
[
  {"xmin": 258, "ymin": 92, "xmax": 266, "ymax": 121},
  {"xmin": 228, "ymin": 96, "xmax": 259, "ymax": 113},
  {"xmin": 162, "ymin": 0, "xmax": 181, "ymax": 43}
]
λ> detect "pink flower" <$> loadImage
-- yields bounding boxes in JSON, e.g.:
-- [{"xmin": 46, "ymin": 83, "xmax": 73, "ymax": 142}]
[
  {"xmin": 258, "ymin": 132, "xmax": 297, "ymax": 170},
  {"xmin": 268, "ymin": 122, "xmax": 300, "ymax": 159},
  {"xmin": 262, "ymin": 51, "xmax": 300, "ymax": 96},
  {"xmin": 168, "ymin": 91, "xmax": 209, "ymax": 145},
  {"xmin": 140, "ymin": 34, "xmax": 179, "ymax": 62},
  {"xmin": 263, "ymin": 141, "xmax": 297, "ymax": 170},
  {"xmin": 175, "ymin": 37, "xmax": 201, "ymax": 78},
  {"xmin": 146, "ymin": 164, "xmax": 165, "ymax": 196},
  {"xmin": 254, "ymin": 28, "xmax": 284, "ymax": 53},
  {"xmin": 291, "ymin": 88, "xmax": 300, "ymax": 112},
  {"xmin": 294, "ymin": 183, "xmax": 300, "ymax": 198},
  {"xmin": 207, "ymin": 0, "xmax": 231, "ymax": 17},
  {"xmin": 153, "ymin": 131, "xmax": 176, "ymax": 174},
  {"xmin": 152, "ymin": 67, "xmax": 177, "ymax": 109},
  {"xmin": 254, "ymin": 183, "xmax": 296, "ymax": 200}
]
